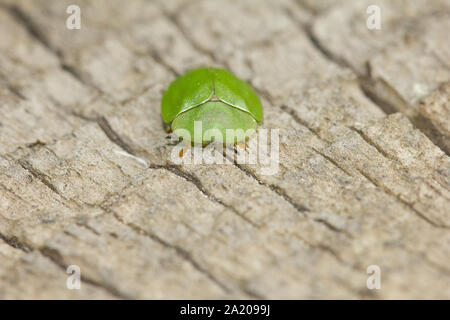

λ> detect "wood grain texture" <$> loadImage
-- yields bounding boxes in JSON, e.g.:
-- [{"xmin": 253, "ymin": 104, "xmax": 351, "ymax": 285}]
[{"xmin": 0, "ymin": 0, "xmax": 448, "ymax": 299}]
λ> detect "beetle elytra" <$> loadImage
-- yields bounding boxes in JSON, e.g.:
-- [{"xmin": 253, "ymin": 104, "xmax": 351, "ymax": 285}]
[{"xmin": 162, "ymin": 67, "xmax": 263, "ymax": 145}]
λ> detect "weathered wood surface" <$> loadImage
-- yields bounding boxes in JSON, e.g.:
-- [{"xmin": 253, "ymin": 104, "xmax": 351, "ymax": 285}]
[{"xmin": 0, "ymin": 0, "xmax": 449, "ymax": 299}]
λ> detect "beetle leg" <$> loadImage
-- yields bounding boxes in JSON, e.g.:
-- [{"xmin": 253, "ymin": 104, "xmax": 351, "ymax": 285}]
[
  {"xmin": 166, "ymin": 134, "xmax": 182, "ymax": 146},
  {"xmin": 179, "ymin": 145, "xmax": 190, "ymax": 158},
  {"xmin": 202, "ymin": 140, "xmax": 213, "ymax": 148},
  {"xmin": 235, "ymin": 142, "xmax": 247, "ymax": 151}
]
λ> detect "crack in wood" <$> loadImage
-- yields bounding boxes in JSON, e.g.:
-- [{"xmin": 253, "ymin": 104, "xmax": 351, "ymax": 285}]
[
  {"xmin": 5, "ymin": 5, "xmax": 102, "ymax": 93},
  {"xmin": 229, "ymin": 161, "xmax": 310, "ymax": 214},
  {"xmin": 148, "ymin": 50, "xmax": 180, "ymax": 77},
  {"xmin": 311, "ymin": 147, "xmax": 353, "ymax": 177},
  {"xmin": 222, "ymin": 151, "xmax": 357, "ymax": 238},
  {"xmin": 304, "ymin": 24, "xmax": 351, "ymax": 70},
  {"xmin": 0, "ymin": 228, "xmax": 133, "ymax": 299},
  {"xmin": 150, "ymin": 164, "xmax": 261, "ymax": 228},
  {"xmin": 96, "ymin": 117, "xmax": 137, "ymax": 156},
  {"xmin": 414, "ymin": 112, "xmax": 450, "ymax": 157},
  {"xmin": 348, "ymin": 127, "xmax": 401, "ymax": 165},
  {"xmin": 358, "ymin": 74, "xmax": 402, "ymax": 115},
  {"xmin": 110, "ymin": 212, "xmax": 265, "ymax": 298},
  {"xmin": 159, "ymin": 8, "xmax": 216, "ymax": 64},
  {"xmin": 354, "ymin": 167, "xmax": 448, "ymax": 229},
  {"xmin": 17, "ymin": 159, "xmax": 61, "ymax": 197},
  {"xmin": 0, "ymin": 233, "xmax": 32, "ymax": 252},
  {"xmin": 39, "ymin": 246, "xmax": 133, "ymax": 299},
  {"xmin": 301, "ymin": 13, "xmax": 450, "ymax": 158},
  {"xmin": 4, "ymin": 5, "xmax": 61, "ymax": 56},
  {"xmin": 280, "ymin": 105, "xmax": 324, "ymax": 141}
]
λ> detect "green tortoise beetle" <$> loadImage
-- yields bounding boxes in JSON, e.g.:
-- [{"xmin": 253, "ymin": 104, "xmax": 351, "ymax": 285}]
[{"xmin": 161, "ymin": 67, "xmax": 263, "ymax": 147}]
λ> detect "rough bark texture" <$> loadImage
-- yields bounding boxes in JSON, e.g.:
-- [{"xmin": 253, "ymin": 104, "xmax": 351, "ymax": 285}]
[{"xmin": 0, "ymin": 0, "xmax": 449, "ymax": 299}]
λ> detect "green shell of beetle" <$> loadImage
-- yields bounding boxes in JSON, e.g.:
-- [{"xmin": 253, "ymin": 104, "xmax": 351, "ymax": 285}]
[
  {"xmin": 161, "ymin": 67, "xmax": 263, "ymax": 123},
  {"xmin": 171, "ymin": 101, "xmax": 257, "ymax": 144}
]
